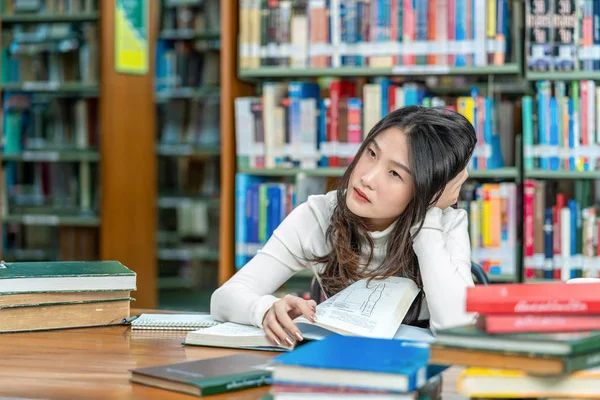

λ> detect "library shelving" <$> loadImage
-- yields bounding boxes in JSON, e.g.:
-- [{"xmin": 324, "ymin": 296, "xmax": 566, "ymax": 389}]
[
  {"xmin": 0, "ymin": 1, "xmax": 102, "ymax": 265},
  {"xmin": 218, "ymin": 0, "xmax": 528, "ymax": 290},
  {"xmin": 154, "ymin": 0, "xmax": 223, "ymax": 301}
]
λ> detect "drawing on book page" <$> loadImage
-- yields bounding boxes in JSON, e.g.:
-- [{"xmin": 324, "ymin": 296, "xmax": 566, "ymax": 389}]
[
  {"xmin": 309, "ymin": 277, "xmax": 420, "ymax": 338},
  {"xmin": 336, "ymin": 281, "xmax": 386, "ymax": 317}
]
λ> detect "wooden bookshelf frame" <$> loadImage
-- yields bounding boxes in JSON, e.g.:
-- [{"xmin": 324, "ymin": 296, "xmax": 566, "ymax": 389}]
[
  {"xmin": 218, "ymin": 0, "xmax": 254, "ymax": 285},
  {"xmin": 100, "ymin": 0, "xmax": 158, "ymax": 308}
]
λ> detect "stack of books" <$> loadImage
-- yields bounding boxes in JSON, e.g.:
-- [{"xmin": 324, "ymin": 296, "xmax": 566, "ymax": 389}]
[
  {"xmin": 0, "ymin": 260, "xmax": 135, "ymax": 333},
  {"xmin": 430, "ymin": 281, "xmax": 600, "ymax": 398},
  {"xmin": 265, "ymin": 335, "xmax": 444, "ymax": 399}
]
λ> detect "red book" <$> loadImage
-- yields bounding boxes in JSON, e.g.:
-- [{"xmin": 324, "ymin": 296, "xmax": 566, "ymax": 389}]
[
  {"xmin": 524, "ymin": 180, "xmax": 535, "ymax": 279},
  {"xmin": 466, "ymin": 282, "xmax": 600, "ymax": 314},
  {"xmin": 328, "ymin": 81, "xmax": 356, "ymax": 167},
  {"xmin": 479, "ymin": 314, "xmax": 600, "ymax": 334}
]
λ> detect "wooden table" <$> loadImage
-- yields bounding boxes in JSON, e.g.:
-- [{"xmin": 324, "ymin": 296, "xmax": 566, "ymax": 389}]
[{"xmin": 0, "ymin": 309, "xmax": 466, "ymax": 400}]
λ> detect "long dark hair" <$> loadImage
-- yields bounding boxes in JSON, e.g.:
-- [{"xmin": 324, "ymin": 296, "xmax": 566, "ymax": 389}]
[{"xmin": 310, "ymin": 105, "xmax": 477, "ymax": 325}]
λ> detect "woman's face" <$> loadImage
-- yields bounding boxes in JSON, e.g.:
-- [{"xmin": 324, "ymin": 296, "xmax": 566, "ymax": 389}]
[{"xmin": 346, "ymin": 128, "xmax": 414, "ymax": 231}]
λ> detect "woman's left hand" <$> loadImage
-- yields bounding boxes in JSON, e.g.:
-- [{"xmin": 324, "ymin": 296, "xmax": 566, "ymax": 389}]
[{"xmin": 434, "ymin": 169, "xmax": 468, "ymax": 210}]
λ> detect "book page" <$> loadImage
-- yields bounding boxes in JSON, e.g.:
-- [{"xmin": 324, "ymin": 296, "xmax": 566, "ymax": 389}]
[
  {"xmin": 197, "ymin": 322, "xmax": 266, "ymax": 337},
  {"xmin": 298, "ymin": 276, "xmax": 420, "ymax": 339}
]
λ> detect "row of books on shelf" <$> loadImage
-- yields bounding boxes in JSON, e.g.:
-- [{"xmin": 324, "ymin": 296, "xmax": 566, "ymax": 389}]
[
  {"xmin": 159, "ymin": 0, "xmax": 220, "ymax": 35},
  {"xmin": 524, "ymin": 179, "xmax": 600, "ymax": 281},
  {"xmin": 3, "ymin": 93, "xmax": 97, "ymax": 153},
  {"xmin": 239, "ymin": 0, "xmax": 512, "ymax": 69},
  {"xmin": 527, "ymin": 0, "xmax": 600, "ymax": 72},
  {"xmin": 158, "ymin": 157, "xmax": 220, "ymax": 199},
  {"xmin": 3, "ymin": 225, "xmax": 98, "ymax": 262},
  {"xmin": 524, "ymin": 80, "xmax": 600, "ymax": 172},
  {"xmin": 1, "ymin": 0, "xmax": 97, "ymax": 14},
  {"xmin": 158, "ymin": 98, "xmax": 220, "ymax": 149},
  {"xmin": 155, "ymin": 40, "xmax": 219, "ymax": 92},
  {"xmin": 458, "ymin": 182, "xmax": 518, "ymax": 278},
  {"xmin": 1, "ymin": 161, "xmax": 97, "ymax": 216},
  {"xmin": 235, "ymin": 80, "xmax": 517, "ymax": 171},
  {"xmin": 235, "ymin": 173, "xmax": 519, "ymax": 275},
  {"xmin": 2, "ymin": 22, "xmax": 98, "ymax": 86}
]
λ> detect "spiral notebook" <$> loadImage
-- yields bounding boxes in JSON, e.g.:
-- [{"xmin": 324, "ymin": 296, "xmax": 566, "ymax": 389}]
[{"xmin": 131, "ymin": 314, "xmax": 220, "ymax": 331}]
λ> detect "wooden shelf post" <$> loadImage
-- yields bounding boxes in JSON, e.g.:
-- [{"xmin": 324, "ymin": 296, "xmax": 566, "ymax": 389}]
[
  {"xmin": 219, "ymin": 0, "xmax": 254, "ymax": 285},
  {"xmin": 100, "ymin": 0, "xmax": 158, "ymax": 307}
]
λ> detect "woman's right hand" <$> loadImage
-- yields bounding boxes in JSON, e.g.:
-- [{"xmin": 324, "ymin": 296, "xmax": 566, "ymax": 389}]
[{"xmin": 262, "ymin": 294, "xmax": 318, "ymax": 347}]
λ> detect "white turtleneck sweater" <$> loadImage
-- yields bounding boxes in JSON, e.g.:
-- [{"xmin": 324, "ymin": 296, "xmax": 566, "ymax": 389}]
[{"xmin": 210, "ymin": 190, "xmax": 476, "ymax": 332}]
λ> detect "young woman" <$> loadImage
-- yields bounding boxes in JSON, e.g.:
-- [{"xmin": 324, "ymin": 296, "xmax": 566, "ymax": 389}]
[{"xmin": 211, "ymin": 105, "xmax": 478, "ymax": 347}]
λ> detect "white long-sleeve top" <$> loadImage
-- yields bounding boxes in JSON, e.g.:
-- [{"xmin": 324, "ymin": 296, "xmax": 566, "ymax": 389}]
[{"xmin": 210, "ymin": 190, "xmax": 477, "ymax": 332}]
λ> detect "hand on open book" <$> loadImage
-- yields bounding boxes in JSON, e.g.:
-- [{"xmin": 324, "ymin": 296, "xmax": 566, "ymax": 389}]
[{"xmin": 262, "ymin": 294, "xmax": 317, "ymax": 348}]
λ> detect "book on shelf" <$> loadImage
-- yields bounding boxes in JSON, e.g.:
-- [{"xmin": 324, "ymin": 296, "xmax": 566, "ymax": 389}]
[
  {"xmin": 159, "ymin": 0, "xmax": 220, "ymax": 36},
  {"xmin": 238, "ymin": 0, "xmax": 512, "ymax": 69},
  {"xmin": 184, "ymin": 276, "xmax": 434, "ymax": 351},
  {"xmin": 523, "ymin": 80, "xmax": 600, "ymax": 172},
  {"xmin": 525, "ymin": 0, "xmax": 600, "ymax": 72},
  {"xmin": 129, "ymin": 354, "xmax": 272, "ymax": 397},
  {"xmin": 2, "ymin": 0, "xmax": 98, "ymax": 14},
  {"xmin": 2, "ymin": 20, "xmax": 99, "ymax": 86},
  {"xmin": 458, "ymin": 181, "xmax": 518, "ymax": 279},
  {"xmin": 523, "ymin": 179, "xmax": 599, "ymax": 281},
  {"xmin": 234, "ymin": 81, "xmax": 517, "ymax": 173}
]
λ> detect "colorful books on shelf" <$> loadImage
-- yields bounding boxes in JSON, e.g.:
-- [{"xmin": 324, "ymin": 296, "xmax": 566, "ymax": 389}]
[
  {"xmin": 238, "ymin": 0, "xmax": 512, "ymax": 69},
  {"xmin": 0, "ymin": 260, "xmax": 135, "ymax": 333},
  {"xmin": 458, "ymin": 182, "xmax": 518, "ymax": 279},
  {"xmin": 526, "ymin": 0, "xmax": 599, "ymax": 72},
  {"xmin": 523, "ymin": 179, "xmax": 598, "ymax": 281},
  {"xmin": 235, "ymin": 80, "xmax": 515, "ymax": 172},
  {"xmin": 523, "ymin": 80, "xmax": 600, "ymax": 172}
]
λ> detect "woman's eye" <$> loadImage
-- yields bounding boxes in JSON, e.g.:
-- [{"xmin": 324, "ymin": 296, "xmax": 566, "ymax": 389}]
[
  {"xmin": 390, "ymin": 171, "xmax": 401, "ymax": 179},
  {"xmin": 367, "ymin": 149, "xmax": 376, "ymax": 158}
]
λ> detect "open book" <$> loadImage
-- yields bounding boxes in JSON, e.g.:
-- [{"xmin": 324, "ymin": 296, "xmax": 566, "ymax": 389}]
[{"xmin": 185, "ymin": 276, "xmax": 434, "ymax": 351}]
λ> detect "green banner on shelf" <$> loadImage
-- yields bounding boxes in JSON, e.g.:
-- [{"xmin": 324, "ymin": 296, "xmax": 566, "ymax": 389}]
[{"xmin": 114, "ymin": 0, "xmax": 149, "ymax": 75}]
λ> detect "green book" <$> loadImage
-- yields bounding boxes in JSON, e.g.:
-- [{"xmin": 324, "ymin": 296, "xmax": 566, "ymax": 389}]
[
  {"xmin": 129, "ymin": 354, "xmax": 272, "ymax": 396},
  {"xmin": 0, "ymin": 260, "xmax": 136, "ymax": 294},
  {"xmin": 435, "ymin": 325, "xmax": 600, "ymax": 356}
]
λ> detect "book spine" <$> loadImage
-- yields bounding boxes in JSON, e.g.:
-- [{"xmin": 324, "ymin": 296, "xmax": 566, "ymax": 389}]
[
  {"xmin": 482, "ymin": 314, "xmax": 600, "ymax": 334},
  {"xmin": 524, "ymin": 180, "xmax": 536, "ymax": 280},
  {"xmin": 201, "ymin": 372, "xmax": 272, "ymax": 396}
]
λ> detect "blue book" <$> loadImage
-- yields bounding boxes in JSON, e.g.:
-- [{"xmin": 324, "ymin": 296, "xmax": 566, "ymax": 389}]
[
  {"xmin": 544, "ymin": 208, "xmax": 554, "ymax": 279},
  {"xmin": 318, "ymin": 98, "xmax": 329, "ymax": 167},
  {"xmin": 379, "ymin": 78, "xmax": 392, "ymax": 117},
  {"xmin": 549, "ymin": 96, "xmax": 560, "ymax": 170},
  {"xmin": 537, "ymin": 81, "xmax": 548, "ymax": 170},
  {"xmin": 569, "ymin": 199, "xmax": 579, "ymax": 278},
  {"xmin": 568, "ymin": 98, "xmax": 575, "ymax": 171},
  {"xmin": 271, "ymin": 335, "xmax": 430, "ymax": 393},
  {"xmin": 455, "ymin": 0, "xmax": 467, "ymax": 67},
  {"xmin": 594, "ymin": 0, "xmax": 600, "ymax": 70}
]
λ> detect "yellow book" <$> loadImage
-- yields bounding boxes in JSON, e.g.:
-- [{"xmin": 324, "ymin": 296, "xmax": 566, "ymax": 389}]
[
  {"xmin": 458, "ymin": 367, "xmax": 600, "ymax": 399},
  {"xmin": 482, "ymin": 185, "xmax": 492, "ymax": 247}
]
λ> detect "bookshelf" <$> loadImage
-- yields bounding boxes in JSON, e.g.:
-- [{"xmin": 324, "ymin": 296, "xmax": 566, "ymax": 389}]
[
  {"xmin": 153, "ymin": 0, "xmax": 223, "ymax": 302},
  {"xmin": 0, "ymin": 1, "xmax": 102, "ymax": 267},
  {"xmin": 216, "ymin": 0, "xmax": 528, "ymax": 290}
]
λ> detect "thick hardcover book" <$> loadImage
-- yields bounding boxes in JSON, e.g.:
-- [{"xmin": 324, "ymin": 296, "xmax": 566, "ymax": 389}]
[
  {"xmin": 130, "ymin": 354, "xmax": 272, "ymax": 396},
  {"xmin": 0, "ymin": 261, "xmax": 136, "ymax": 294},
  {"xmin": 435, "ymin": 324, "xmax": 600, "ymax": 356},
  {"xmin": 465, "ymin": 282, "xmax": 600, "ymax": 314}
]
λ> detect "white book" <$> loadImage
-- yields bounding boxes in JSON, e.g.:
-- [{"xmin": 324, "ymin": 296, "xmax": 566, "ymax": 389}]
[{"xmin": 185, "ymin": 276, "xmax": 427, "ymax": 351}]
